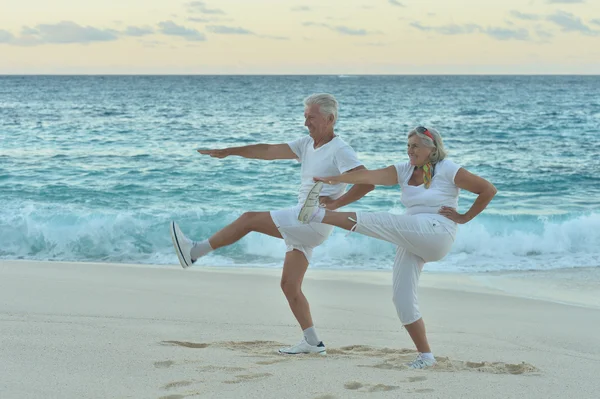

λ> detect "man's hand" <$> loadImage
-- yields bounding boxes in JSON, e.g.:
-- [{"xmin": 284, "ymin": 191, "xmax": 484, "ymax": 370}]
[
  {"xmin": 197, "ymin": 149, "xmax": 231, "ymax": 159},
  {"xmin": 319, "ymin": 196, "xmax": 338, "ymax": 210}
]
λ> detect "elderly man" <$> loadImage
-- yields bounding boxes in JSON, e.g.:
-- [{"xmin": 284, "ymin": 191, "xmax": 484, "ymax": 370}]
[{"xmin": 170, "ymin": 93, "xmax": 373, "ymax": 355}]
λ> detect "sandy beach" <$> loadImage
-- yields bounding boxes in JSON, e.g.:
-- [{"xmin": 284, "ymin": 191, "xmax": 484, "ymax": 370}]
[{"xmin": 1, "ymin": 260, "xmax": 599, "ymax": 399}]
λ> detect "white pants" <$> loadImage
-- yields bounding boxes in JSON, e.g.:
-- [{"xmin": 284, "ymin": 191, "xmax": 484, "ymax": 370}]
[
  {"xmin": 270, "ymin": 205, "xmax": 334, "ymax": 262},
  {"xmin": 355, "ymin": 212, "xmax": 455, "ymax": 325}
]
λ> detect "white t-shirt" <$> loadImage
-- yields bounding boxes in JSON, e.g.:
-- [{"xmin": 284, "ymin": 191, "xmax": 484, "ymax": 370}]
[
  {"xmin": 395, "ymin": 159, "xmax": 462, "ymax": 220},
  {"xmin": 288, "ymin": 135, "xmax": 363, "ymax": 204}
]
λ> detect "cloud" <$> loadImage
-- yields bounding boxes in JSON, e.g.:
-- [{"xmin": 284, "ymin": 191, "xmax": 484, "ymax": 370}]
[
  {"xmin": 546, "ymin": 0, "xmax": 585, "ymax": 3},
  {"xmin": 590, "ymin": 19, "xmax": 600, "ymax": 26},
  {"xmin": 410, "ymin": 22, "xmax": 479, "ymax": 35},
  {"xmin": 486, "ymin": 27, "xmax": 529, "ymax": 40},
  {"xmin": 158, "ymin": 21, "xmax": 206, "ymax": 41},
  {"xmin": 303, "ymin": 22, "xmax": 376, "ymax": 35},
  {"xmin": 389, "ymin": 0, "xmax": 405, "ymax": 6},
  {"xmin": 357, "ymin": 41, "xmax": 388, "ymax": 46},
  {"xmin": 188, "ymin": 17, "xmax": 212, "ymax": 23},
  {"xmin": 207, "ymin": 25, "xmax": 253, "ymax": 35},
  {"xmin": 123, "ymin": 26, "xmax": 154, "ymax": 37},
  {"xmin": 259, "ymin": 35, "xmax": 289, "ymax": 40},
  {"xmin": 510, "ymin": 10, "xmax": 541, "ymax": 20},
  {"xmin": 3, "ymin": 21, "xmax": 118, "ymax": 46},
  {"xmin": 334, "ymin": 26, "xmax": 369, "ymax": 35},
  {"xmin": 140, "ymin": 40, "xmax": 165, "ymax": 48},
  {"xmin": 547, "ymin": 11, "xmax": 598, "ymax": 35},
  {"xmin": 186, "ymin": 1, "xmax": 225, "ymax": 15},
  {"xmin": 410, "ymin": 22, "xmax": 530, "ymax": 40},
  {"xmin": 0, "ymin": 29, "xmax": 14, "ymax": 43},
  {"xmin": 535, "ymin": 29, "xmax": 554, "ymax": 39},
  {"xmin": 291, "ymin": 6, "xmax": 311, "ymax": 11}
]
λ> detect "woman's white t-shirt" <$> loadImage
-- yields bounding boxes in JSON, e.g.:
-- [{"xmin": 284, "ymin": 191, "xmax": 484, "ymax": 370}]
[
  {"xmin": 394, "ymin": 159, "xmax": 462, "ymax": 229},
  {"xmin": 288, "ymin": 136, "xmax": 363, "ymax": 205}
]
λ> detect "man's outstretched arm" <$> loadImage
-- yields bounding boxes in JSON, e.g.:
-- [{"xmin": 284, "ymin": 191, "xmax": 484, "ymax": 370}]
[
  {"xmin": 198, "ymin": 144, "xmax": 297, "ymax": 160},
  {"xmin": 320, "ymin": 165, "xmax": 375, "ymax": 210}
]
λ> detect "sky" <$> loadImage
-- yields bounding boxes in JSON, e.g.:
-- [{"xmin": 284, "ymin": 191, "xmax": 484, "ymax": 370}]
[{"xmin": 1, "ymin": 0, "xmax": 599, "ymax": 74}]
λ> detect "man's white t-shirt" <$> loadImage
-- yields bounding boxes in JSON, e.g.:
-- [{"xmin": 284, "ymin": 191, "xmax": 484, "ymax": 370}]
[
  {"xmin": 394, "ymin": 159, "xmax": 462, "ymax": 223},
  {"xmin": 288, "ymin": 135, "xmax": 363, "ymax": 205}
]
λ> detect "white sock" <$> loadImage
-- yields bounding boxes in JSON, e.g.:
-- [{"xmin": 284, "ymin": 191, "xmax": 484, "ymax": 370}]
[
  {"xmin": 190, "ymin": 239, "xmax": 213, "ymax": 261},
  {"xmin": 303, "ymin": 326, "xmax": 320, "ymax": 346},
  {"xmin": 310, "ymin": 207, "xmax": 326, "ymax": 223},
  {"xmin": 420, "ymin": 352, "xmax": 435, "ymax": 360}
]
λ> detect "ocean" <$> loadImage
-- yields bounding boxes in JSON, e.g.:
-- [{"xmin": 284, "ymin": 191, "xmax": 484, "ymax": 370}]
[{"xmin": 1, "ymin": 75, "xmax": 599, "ymax": 273}]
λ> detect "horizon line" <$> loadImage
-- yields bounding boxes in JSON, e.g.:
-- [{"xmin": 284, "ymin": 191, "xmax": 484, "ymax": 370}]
[{"xmin": 1, "ymin": 73, "xmax": 599, "ymax": 76}]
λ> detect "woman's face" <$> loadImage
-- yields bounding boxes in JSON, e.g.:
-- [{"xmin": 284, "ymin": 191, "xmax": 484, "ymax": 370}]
[{"xmin": 407, "ymin": 135, "xmax": 433, "ymax": 167}]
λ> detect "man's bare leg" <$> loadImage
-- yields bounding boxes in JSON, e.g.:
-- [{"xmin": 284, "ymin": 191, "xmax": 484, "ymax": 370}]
[
  {"xmin": 278, "ymin": 249, "xmax": 326, "ymax": 354},
  {"xmin": 280, "ymin": 249, "xmax": 313, "ymax": 329},
  {"xmin": 209, "ymin": 211, "xmax": 282, "ymax": 249}
]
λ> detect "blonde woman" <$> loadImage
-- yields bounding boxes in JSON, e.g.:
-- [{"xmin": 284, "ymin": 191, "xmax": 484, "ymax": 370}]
[{"xmin": 298, "ymin": 126, "xmax": 497, "ymax": 368}]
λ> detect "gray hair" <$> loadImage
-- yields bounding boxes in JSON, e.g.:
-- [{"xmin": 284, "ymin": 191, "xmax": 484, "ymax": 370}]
[
  {"xmin": 303, "ymin": 93, "xmax": 339, "ymax": 124},
  {"xmin": 407, "ymin": 126, "xmax": 448, "ymax": 164}
]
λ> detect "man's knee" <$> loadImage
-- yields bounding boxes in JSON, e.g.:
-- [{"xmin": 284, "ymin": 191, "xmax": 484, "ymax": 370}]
[
  {"xmin": 238, "ymin": 211, "xmax": 262, "ymax": 228},
  {"xmin": 280, "ymin": 278, "xmax": 302, "ymax": 298}
]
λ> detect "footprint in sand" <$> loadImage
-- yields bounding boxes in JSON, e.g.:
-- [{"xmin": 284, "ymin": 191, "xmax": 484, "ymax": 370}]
[
  {"xmin": 256, "ymin": 358, "xmax": 290, "ymax": 365},
  {"xmin": 460, "ymin": 360, "xmax": 539, "ymax": 375},
  {"xmin": 335, "ymin": 346, "xmax": 539, "ymax": 375},
  {"xmin": 159, "ymin": 395, "xmax": 186, "ymax": 399},
  {"xmin": 198, "ymin": 365, "xmax": 246, "ymax": 373},
  {"xmin": 344, "ymin": 381, "xmax": 400, "ymax": 393},
  {"xmin": 161, "ymin": 341, "xmax": 210, "ymax": 349},
  {"xmin": 154, "ymin": 360, "xmax": 176, "ymax": 368},
  {"xmin": 162, "ymin": 380, "xmax": 194, "ymax": 390},
  {"xmin": 313, "ymin": 395, "xmax": 337, "ymax": 399},
  {"xmin": 408, "ymin": 376, "xmax": 427, "ymax": 382},
  {"xmin": 223, "ymin": 372, "xmax": 273, "ymax": 384}
]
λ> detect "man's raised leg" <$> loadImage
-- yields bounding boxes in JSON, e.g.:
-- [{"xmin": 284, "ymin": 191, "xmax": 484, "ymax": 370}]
[
  {"xmin": 209, "ymin": 211, "xmax": 282, "ymax": 248},
  {"xmin": 171, "ymin": 211, "xmax": 282, "ymax": 268}
]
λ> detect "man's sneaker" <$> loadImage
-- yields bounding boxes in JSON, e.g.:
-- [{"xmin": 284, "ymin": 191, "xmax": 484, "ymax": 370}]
[
  {"xmin": 406, "ymin": 353, "xmax": 436, "ymax": 369},
  {"xmin": 278, "ymin": 338, "xmax": 326, "ymax": 355},
  {"xmin": 170, "ymin": 221, "xmax": 194, "ymax": 269},
  {"xmin": 298, "ymin": 181, "xmax": 324, "ymax": 224}
]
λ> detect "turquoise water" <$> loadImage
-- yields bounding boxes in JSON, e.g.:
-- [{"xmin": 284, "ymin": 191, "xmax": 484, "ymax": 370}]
[{"xmin": 1, "ymin": 75, "xmax": 599, "ymax": 272}]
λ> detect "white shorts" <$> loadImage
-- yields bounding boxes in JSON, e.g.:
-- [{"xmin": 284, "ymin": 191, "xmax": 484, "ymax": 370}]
[{"xmin": 270, "ymin": 205, "xmax": 334, "ymax": 262}]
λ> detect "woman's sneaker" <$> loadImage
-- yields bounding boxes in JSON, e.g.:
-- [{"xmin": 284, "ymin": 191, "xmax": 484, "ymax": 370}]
[
  {"xmin": 278, "ymin": 338, "xmax": 327, "ymax": 355},
  {"xmin": 406, "ymin": 353, "xmax": 436, "ymax": 369},
  {"xmin": 298, "ymin": 181, "xmax": 323, "ymax": 224},
  {"xmin": 170, "ymin": 221, "xmax": 194, "ymax": 269}
]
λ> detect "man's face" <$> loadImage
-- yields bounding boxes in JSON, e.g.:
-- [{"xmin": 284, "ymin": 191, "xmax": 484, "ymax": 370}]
[
  {"xmin": 304, "ymin": 104, "xmax": 332, "ymax": 138},
  {"xmin": 407, "ymin": 135, "xmax": 433, "ymax": 167}
]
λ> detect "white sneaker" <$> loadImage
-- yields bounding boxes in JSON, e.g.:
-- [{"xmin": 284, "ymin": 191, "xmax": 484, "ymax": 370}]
[
  {"xmin": 169, "ymin": 221, "xmax": 194, "ymax": 269},
  {"xmin": 298, "ymin": 181, "xmax": 324, "ymax": 224},
  {"xmin": 406, "ymin": 353, "xmax": 436, "ymax": 369},
  {"xmin": 278, "ymin": 338, "xmax": 326, "ymax": 355}
]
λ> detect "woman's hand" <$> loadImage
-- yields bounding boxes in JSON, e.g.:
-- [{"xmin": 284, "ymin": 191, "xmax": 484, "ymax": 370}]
[
  {"xmin": 438, "ymin": 206, "xmax": 467, "ymax": 224},
  {"xmin": 314, "ymin": 176, "xmax": 341, "ymax": 185},
  {"xmin": 197, "ymin": 148, "xmax": 231, "ymax": 158}
]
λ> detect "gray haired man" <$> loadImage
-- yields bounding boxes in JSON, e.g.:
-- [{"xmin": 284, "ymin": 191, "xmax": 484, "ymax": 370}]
[{"xmin": 170, "ymin": 93, "xmax": 373, "ymax": 354}]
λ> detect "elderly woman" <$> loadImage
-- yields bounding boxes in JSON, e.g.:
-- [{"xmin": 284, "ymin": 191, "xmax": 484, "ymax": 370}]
[{"xmin": 298, "ymin": 126, "xmax": 497, "ymax": 369}]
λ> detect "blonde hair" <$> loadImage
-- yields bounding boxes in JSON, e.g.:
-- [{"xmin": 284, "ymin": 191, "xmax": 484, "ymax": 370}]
[{"xmin": 407, "ymin": 126, "xmax": 447, "ymax": 164}]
